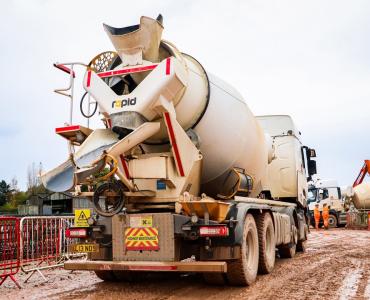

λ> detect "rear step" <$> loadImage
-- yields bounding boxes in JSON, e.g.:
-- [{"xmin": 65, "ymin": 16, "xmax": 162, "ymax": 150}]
[{"xmin": 64, "ymin": 260, "xmax": 227, "ymax": 273}]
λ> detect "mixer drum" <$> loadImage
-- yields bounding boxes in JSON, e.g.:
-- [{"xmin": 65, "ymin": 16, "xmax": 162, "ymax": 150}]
[
  {"xmin": 43, "ymin": 15, "xmax": 270, "ymax": 198},
  {"xmin": 97, "ymin": 17, "xmax": 271, "ymax": 198},
  {"xmin": 353, "ymin": 182, "xmax": 370, "ymax": 209}
]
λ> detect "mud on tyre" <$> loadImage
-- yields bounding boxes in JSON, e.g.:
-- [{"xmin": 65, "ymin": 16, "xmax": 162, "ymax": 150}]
[
  {"xmin": 256, "ymin": 212, "xmax": 276, "ymax": 274},
  {"xmin": 226, "ymin": 213, "xmax": 259, "ymax": 286}
]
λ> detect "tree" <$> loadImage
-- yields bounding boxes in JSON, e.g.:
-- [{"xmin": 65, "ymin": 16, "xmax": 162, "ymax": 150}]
[
  {"xmin": 27, "ymin": 162, "xmax": 46, "ymax": 195},
  {"xmin": 27, "ymin": 162, "xmax": 39, "ymax": 194},
  {"xmin": 7, "ymin": 176, "xmax": 28, "ymax": 207},
  {"xmin": 10, "ymin": 176, "xmax": 18, "ymax": 193},
  {"xmin": 0, "ymin": 180, "xmax": 11, "ymax": 206}
]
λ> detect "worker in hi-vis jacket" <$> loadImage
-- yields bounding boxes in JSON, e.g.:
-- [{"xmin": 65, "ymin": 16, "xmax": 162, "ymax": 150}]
[
  {"xmin": 322, "ymin": 203, "xmax": 329, "ymax": 229},
  {"xmin": 314, "ymin": 203, "xmax": 321, "ymax": 230}
]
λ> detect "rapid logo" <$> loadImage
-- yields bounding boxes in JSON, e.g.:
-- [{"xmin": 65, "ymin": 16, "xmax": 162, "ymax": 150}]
[
  {"xmin": 112, "ymin": 97, "xmax": 137, "ymax": 108},
  {"xmin": 125, "ymin": 227, "xmax": 159, "ymax": 251}
]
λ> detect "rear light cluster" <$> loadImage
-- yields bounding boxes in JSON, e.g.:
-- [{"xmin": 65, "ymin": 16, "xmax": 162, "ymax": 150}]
[
  {"xmin": 199, "ymin": 226, "xmax": 229, "ymax": 237},
  {"xmin": 66, "ymin": 228, "xmax": 87, "ymax": 238}
]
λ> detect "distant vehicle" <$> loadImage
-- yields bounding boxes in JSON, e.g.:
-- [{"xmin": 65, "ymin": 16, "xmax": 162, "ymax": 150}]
[{"xmin": 307, "ymin": 179, "xmax": 347, "ymax": 228}]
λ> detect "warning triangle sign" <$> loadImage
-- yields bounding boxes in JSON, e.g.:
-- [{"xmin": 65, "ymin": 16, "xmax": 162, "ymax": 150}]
[
  {"xmin": 74, "ymin": 209, "xmax": 90, "ymax": 227},
  {"xmin": 78, "ymin": 210, "xmax": 87, "ymax": 220}
]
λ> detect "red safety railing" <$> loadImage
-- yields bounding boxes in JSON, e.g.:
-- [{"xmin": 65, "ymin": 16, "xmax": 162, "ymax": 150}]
[
  {"xmin": 0, "ymin": 217, "xmax": 21, "ymax": 288},
  {"xmin": 346, "ymin": 211, "xmax": 370, "ymax": 230},
  {"xmin": 0, "ymin": 215, "xmax": 81, "ymax": 287},
  {"xmin": 19, "ymin": 216, "xmax": 76, "ymax": 282}
]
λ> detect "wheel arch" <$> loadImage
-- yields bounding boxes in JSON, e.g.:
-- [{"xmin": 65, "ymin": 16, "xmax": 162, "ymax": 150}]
[{"xmin": 227, "ymin": 202, "xmax": 271, "ymax": 246}]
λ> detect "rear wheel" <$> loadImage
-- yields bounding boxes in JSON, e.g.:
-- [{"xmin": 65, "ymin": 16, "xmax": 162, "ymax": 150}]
[
  {"xmin": 94, "ymin": 270, "xmax": 117, "ymax": 281},
  {"xmin": 297, "ymin": 223, "xmax": 308, "ymax": 252},
  {"xmin": 296, "ymin": 240, "xmax": 307, "ymax": 252},
  {"xmin": 256, "ymin": 213, "xmax": 276, "ymax": 274},
  {"xmin": 328, "ymin": 214, "xmax": 338, "ymax": 228},
  {"xmin": 203, "ymin": 273, "xmax": 226, "ymax": 285},
  {"xmin": 278, "ymin": 225, "xmax": 297, "ymax": 258},
  {"xmin": 113, "ymin": 270, "xmax": 145, "ymax": 282},
  {"xmin": 226, "ymin": 213, "xmax": 259, "ymax": 286},
  {"xmin": 113, "ymin": 271, "xmax": 132, "ymax": 282}
]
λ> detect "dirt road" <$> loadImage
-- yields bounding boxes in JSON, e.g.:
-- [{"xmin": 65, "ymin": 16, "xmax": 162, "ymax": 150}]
[{"xmin": 2, "ymin": 228, "xmax": 369, "ymax": 300}]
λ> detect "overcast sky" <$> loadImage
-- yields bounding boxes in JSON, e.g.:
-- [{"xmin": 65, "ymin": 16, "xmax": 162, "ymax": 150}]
[{"xmin": 0, "ymin": 0, "xmax": 369, "ymax": 190}]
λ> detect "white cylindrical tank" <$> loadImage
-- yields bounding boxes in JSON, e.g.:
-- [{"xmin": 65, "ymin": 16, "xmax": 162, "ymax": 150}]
[
  {"xmin": 352, "ymin": 182, "xmax": 370, "ymax": 209},
  {"xmin": 101, "ymin": 17, "xmax": 270, "ymax": 197},
  {"xmin": 190, "ymin": 70, "xmax": 268, "ymax": 197}
]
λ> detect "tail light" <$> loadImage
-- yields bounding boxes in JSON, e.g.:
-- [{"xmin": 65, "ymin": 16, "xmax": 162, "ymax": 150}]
[
  {"xmin": 199, "ymin": 226, "xmax": 229, "ymax": 237},
  {"xmin": 66, "ymin": 228, "xmax": 87, "ymax": 238}
]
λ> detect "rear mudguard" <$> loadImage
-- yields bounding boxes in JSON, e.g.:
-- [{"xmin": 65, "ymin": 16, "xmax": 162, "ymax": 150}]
[
  {"xmin": 222, "ymin": 203, "xmax": 306, "ymax": 246},
  {"xmin": 215, "ymin": 202, "xmax": 270, "ymax": 246}
]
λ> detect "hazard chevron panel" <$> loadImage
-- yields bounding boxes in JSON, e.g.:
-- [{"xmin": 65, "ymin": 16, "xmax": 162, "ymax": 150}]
[{"xmin": 125, "ymin": 227, "xmax": 160, "ymax": 251}]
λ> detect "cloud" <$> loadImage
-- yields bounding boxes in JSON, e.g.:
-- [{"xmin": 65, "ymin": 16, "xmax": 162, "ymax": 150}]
[{"xmin": 0, "ymin": 0, "xmax": 369, "ymax": 189}]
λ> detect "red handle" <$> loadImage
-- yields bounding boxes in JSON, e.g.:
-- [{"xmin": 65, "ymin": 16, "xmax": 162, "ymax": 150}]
[{"xmin": 54, "ymin": 63, "xmax": 76, "ymax": 78}]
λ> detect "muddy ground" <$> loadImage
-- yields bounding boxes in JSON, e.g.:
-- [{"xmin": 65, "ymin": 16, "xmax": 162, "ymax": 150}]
[{"xmin": 2, "ymin": 228, "xmax": 369, "ymax": 300}]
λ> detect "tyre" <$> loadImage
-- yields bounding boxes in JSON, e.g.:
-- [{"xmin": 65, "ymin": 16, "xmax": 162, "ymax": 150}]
[
  {"xmin": 203, "ymin": 273, "xmax": 226, "ymax": 285},
  {"xmin": 278, "ymin": 225, "xmax": 297, "ymax": 258},
  {"xmin": 226, "ymin": 213, "xmax": 259, "ymax": 286},
  {"xmin": 297, "ymin": 223, "xmax": 308, "ymax": 253},
  {"xmin": 296, "ymin": 240, "xmax": 307, "ymax": 252},
  {"xmin": 93, "ymin": 181, "xmax": 125, "ymax": 217},
  {"xmin": 113, "ymin": 271, "xmax": 133, "ymax": 282},
  {"xmin": 113, "ymin": 270, "xmax": 145, "ymax": 282},
  {"xmin": 328, "ymin": 214, "xmax": 338, "ymax": 228},
  {"xmin": 94, "ymin": 270, "xmax": 117, "ymax": 281},
  {"xmin": 256, "ymin": 213, "xmax": 276, "ymax": 274}
]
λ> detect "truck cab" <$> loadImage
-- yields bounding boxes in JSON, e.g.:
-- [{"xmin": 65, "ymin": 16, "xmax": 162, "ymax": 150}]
[{"xmin": 256, "ymin": 115, "xmax": 316, "ymax": 208}]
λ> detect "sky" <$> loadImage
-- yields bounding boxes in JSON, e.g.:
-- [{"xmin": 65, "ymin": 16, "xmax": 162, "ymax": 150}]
[{"xmin": 0, "ymin": 0, "xmax": 369, "ymax": 190}]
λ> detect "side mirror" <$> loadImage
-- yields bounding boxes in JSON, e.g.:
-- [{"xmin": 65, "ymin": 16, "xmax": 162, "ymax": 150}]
[
  {"xmin": 308, "ymin": 159, "xmax": 317, "ymax": 176},
  {"xmin": 308, "ymin": 148, "xmax": 316, "ymax": 158},
  {"xmin": 337, "ymin": 187, "xmax": 342, "ymax": 199}
]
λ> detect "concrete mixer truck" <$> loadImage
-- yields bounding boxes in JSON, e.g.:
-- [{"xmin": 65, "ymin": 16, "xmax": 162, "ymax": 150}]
[
  {"xmin": 42, "ymin": 15, "xmax": 317, "ymax": 286},
  {"xmin": 343, "ymin": 160, "xmax": 370, "ymax": 228}
]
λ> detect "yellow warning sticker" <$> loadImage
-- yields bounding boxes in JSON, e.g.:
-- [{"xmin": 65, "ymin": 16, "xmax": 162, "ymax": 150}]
[
  {"xmin": 130, "ymin": 215, "xmax": 153, "ymax": 228},
  {"xmin": 74, "ymin": 209, "xmax": 90, "ymax": 227}
]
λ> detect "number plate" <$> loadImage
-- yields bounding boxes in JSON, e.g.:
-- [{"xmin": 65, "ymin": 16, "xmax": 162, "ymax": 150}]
[{"xmin": 70, "ymin": 243, "xmax": 99, "ymax": 253}]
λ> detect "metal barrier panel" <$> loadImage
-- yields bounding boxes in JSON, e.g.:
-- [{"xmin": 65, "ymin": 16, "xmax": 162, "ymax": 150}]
[
  {"xmin": 20, "ymin": 216, "xmax": 74, "ymax": 269},
  {"xmin": 0, "ymin": 217, "xmax": 21, "ymax": 288},
  {"xmin": 346, "ymin": 211, "xmax": 369, "ymax": 229}
]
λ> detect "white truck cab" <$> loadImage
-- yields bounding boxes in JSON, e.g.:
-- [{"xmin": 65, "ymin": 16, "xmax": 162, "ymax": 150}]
[{"xmin": 307, "ymin": 179, "xmax": 347, "ymax": 227}]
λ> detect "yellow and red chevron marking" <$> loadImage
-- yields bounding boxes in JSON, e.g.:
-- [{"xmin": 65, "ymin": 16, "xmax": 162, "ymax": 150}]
[{"xmin": 125, "ymin": 227, "xmax": 159, "ymax": 251}]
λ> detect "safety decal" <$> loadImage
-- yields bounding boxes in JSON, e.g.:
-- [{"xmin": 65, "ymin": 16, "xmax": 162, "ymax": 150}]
[
  {"xmin": 125, "ymin": 227, "xmax": 159, "ymax": 251},
  {"xmin": 74, "ymin": 209, "xmax": 91, "ymax": 227}
]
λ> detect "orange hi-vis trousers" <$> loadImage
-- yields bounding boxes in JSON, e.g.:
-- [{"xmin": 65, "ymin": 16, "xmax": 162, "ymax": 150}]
[
  {"xmin": 314, "ymin": 208, "xmax": 320, "ymax": 230},
  {"xmin": 322, "ymin": 207, "xmax": 329, "ymax": 229}
]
